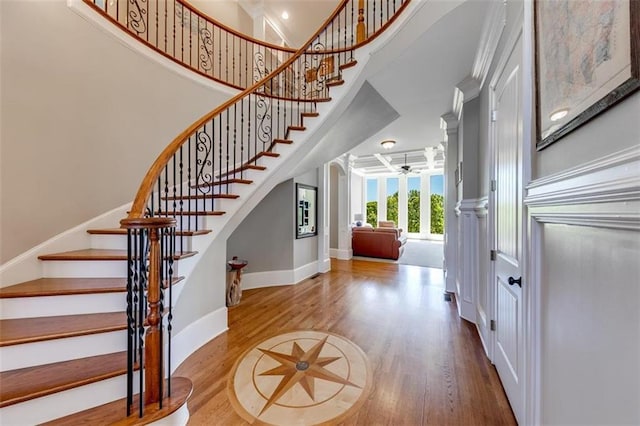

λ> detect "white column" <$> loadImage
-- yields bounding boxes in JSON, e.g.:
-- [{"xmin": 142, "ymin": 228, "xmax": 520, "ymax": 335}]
[
  {"xmin": 377, "ymin": 177, "xmax": 387, "ymax": 226},
  {"xmin": 317, "ymin": 164, "xmax": 331, "ymax": 272},
  {"xmin": 398, "ymin": 175, "xmax": 408, "ymax": 231},
  {"xmin": 441, "ymin": 113, "xmax": 459, "ymax": 294},
  {"xmin": 420, "ymin": 172, "xmax": 431, "ymax": 238}
]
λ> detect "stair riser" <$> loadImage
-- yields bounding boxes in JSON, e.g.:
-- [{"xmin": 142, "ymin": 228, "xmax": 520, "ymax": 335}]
[
  {"xmin": 0, "ymin": 293, "xmax": 126, "ymax": 320},
  {"xmin": 0, "ymin": 372, "xmax": 139, "ymax": 425},
  {"xmin": 42, "ymin": 260, "xmax": 184, "ymax": 278},
  {"xmin": 0, "ymin": 330, "xmax": 126, "ymax": 371},
  {"xmin": 89, "ymin": 234, "xmax": 194, "ymax": 252},
  {"xmin": 159, "ymin": 198, "xmax": 234, "ymax": 213}
]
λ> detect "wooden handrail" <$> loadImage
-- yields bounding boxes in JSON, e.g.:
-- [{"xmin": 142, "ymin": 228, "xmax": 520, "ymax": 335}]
[{"xmin": 126, "ymin": 0, "xmax": 410, "ymax": 219}]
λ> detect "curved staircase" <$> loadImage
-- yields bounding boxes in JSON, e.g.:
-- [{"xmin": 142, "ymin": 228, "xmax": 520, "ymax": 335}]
[{"xmin": 0, "ymin": 0, "xmax": 415, "ymax": 423}]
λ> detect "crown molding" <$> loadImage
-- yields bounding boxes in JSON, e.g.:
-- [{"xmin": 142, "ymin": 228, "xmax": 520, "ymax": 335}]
[
  {"xmin": 453, "ymin": 76, "xmax": 482, "ymax": 118},
  {"xmin": 472, "ymin": 0, "xmax": 507, "ymax": 88},
  {"xmin": 440, "ymin": 113, "xmax": 459, "ymax": 134}
]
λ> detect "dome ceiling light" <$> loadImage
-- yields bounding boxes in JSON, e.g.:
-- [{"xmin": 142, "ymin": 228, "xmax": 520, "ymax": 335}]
[{"xmin": 380, "ymin": 140, "xmax": 395, "ymax": 150}]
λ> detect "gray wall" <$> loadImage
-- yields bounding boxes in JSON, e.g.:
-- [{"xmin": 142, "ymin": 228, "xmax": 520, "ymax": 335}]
[
  {"xmin": 535, "ymin": 93, "xmax": 640, "ymax": 177},
  {"xmin": 329, "ymin": 165, "xmax": 339, "ymax": 249},
  {"xmin": 460, "ymin": 97, "xmax": 480, "ymax": 199},
  {"xmin": 226, "ymin": 180, "xmax": 294, "ymax": 272},
  {"xmin": 0, "ymin": 0, "xmax": 228, "ymax": 262}
]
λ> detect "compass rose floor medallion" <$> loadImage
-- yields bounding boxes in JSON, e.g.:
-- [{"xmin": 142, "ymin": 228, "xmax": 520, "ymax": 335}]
[{"xmin": 228, "ymin": 330, "xmax": 372, "ymax": 425}]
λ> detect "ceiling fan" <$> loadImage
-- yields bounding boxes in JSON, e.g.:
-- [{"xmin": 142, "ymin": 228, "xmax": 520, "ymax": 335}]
[{"xmin": 398, "ymin": 154, "xmax": 412, "ymax": 174}]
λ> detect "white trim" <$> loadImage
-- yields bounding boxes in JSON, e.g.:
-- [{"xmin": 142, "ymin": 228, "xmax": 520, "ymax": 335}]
[
  {"xmin": 294, "ymin": 261, "xmax": 319, "ymax": 284},
  {"xmin": 524, "ymin": 147, "xmax": 640, "ymax": 425},
  {"xmin": 171, "ymin": 307, "xmax": 228, "ymax": 374},
  {"xmin": 66, "ymin": 0, "xmax": 239, "ymax": 96},
  {"xmin": 330, "ymin": 248, "xmax": 352, "ymax": 260},
  {"xmin": 455, "ymin": 198, "xmax": 483, "ymax": 323},
  {"xmin": 242, "ymin": 261, "xmax": 320, "ymax": 290},
  {"xmin": 526, "ymin": 146, "xmax": 640, "ymax": 207},
  {"xmin": 472, "ymin": 0, "xmax": 507, "ymax": 88},
  {"xmin": 453, "ymin": 76, "xmax": 482, "ymax": 119},
  {"xmin": 318, "ymin": 257, "xmax": 332, "ymax": 273}
]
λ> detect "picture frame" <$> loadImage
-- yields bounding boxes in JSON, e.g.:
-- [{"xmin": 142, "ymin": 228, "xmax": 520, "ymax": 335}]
[
  {"xmin": 296, "ymin": 184, "xmax": 317, "ymax": 239},
  {"xmin": 535, "ymin": 0, "xmax": 640, "ymax": 150}
]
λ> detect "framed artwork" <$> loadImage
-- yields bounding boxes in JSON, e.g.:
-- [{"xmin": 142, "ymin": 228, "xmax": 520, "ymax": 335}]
[
  {"xmin": 296, "ymin": 184, "xmax": 317, "ymax": 239},
  {"xmin": 535, "ymin": 0, "xmax": 639, "ymax": 150}
]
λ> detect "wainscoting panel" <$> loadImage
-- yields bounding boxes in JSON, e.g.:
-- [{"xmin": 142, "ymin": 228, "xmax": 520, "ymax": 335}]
[
  {"xmin": 455, "ymin": 198, "xmax": 488, "ymax": 323},
  {"xmin": 525, "ymin": 146, "xmax": 640, "ymax": 425}
]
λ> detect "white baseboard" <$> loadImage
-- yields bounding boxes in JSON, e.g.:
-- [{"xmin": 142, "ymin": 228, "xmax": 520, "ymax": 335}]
[
  {"xmin": 171, "ymin": 307, "xmax": 228, "ymax": 374},
  {"xmin": 329, "ymin": 248, "xmax": 352, "ymax": 260},
  {"xmin": 318, "ymin": 257, "xmax": 331, "ymax": 273},
  {"xmin": 242, "ymin": 261, "xmax": 321, "ymax": 290}
]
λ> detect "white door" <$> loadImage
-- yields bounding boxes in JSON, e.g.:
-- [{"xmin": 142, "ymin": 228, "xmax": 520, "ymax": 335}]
[{"xmin": 492, "ymin": 36, "xmax": 524, "ymax": 422}]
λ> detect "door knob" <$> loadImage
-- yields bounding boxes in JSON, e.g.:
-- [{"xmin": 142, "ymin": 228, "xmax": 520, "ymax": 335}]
[{"xmin": 508, "ymin": 276, "xmax": 522, "ymax": 287}]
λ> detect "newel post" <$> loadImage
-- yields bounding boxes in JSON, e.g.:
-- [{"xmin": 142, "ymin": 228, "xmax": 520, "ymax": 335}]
[{"xmin": 120, "ymin": 216, "xmax": 176, "ymax": 416}]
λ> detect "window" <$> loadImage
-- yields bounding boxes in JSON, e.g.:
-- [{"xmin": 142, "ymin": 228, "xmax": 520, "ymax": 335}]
[
  {"xmin": 407, "ymin": 177, "xmax": 420, "ymax": 233},
  {"xmin": 386, "ymin": 177, "xmax": 398, "ymax": 224},
  {"xmin": 366, "ymin": 178, "xmax": 377, "ymax": 227}
]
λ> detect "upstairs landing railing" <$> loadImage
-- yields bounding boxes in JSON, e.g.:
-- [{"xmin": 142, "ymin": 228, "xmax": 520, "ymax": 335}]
[
  {"xmin": 118, "ymin": 0, "xmax": 409, "ymax": 418},
  {"xmin": 85, "ymin": 0, "xmax": 406, "ymax": 90}
]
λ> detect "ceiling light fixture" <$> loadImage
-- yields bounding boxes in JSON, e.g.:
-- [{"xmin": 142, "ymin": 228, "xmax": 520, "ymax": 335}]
[
  {"xmin": 380, "ymin": 140, "xmax": 395, "ymax": 150},
  {"xmin": 549, "ymin": 108, "xmax": 569, "ymax": 122},
  {"xmin": 281, "ymin": 11, "xmax": 289, "ymax": 20}
]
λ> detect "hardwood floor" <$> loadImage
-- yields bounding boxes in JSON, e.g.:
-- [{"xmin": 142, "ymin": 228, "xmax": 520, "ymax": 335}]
[{"xmin": 174, "ymin": 259, "xmax": 516, "ymax": 425}]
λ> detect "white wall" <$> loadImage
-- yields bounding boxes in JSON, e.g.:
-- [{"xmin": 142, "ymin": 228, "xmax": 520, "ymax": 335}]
[
  {"xmin": 0, "ymin": 0, "xmax": 231, "ymax": 263},
  {"xmin": 188, "ymin": 0, "xmax": 253, "ymax": 36}
]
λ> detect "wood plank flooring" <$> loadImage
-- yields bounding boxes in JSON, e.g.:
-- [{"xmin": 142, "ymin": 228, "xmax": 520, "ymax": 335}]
[{"xmin": 175, "ymin": 259, "xmax": 516, "ymax": 425}]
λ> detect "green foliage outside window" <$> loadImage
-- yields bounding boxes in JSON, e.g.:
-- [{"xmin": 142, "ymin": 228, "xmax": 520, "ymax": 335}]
[
  {"xmin": 431, "ymin": 194, "xmax": 444, "ymax": 234},
  {"xmin": 367, "ymin": 191, "xmax": 444, "ymax": 234},
  {"xmin": 366, "ymin": 201, "xmax": 377, "ymax": 227},
  {"xmin": 408, "ymin": 190, "xmax": 420, "ymax": 232},
  {"xmin": 386, "ymin": 192, "xmax": 398, "ymax": 224}
]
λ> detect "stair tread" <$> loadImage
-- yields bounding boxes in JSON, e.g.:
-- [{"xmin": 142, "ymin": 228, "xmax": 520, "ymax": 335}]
[
  {"xmin": 38, "ymin": 249, "xmax": 196, "ymax": 261},
  {"xmin": 218, "ymin": 164, "xmax": 266, "ymax": 178},
  {"xmin": 0, "ymin": 351, "xmax": 129, "ymax": 408},
  {"xmin": 0, "ymin": 278, "xmax": 125, "ymax": 298},
  {"xmin": 339, "ymin": 59, "xmax": 357, "ymax": 70},
  {"xmin": 273, "ymin": 138, "xmax": 293, "ymax": 144},
  {"xmin": 160, "ymin": 193, "xmax": 239, "ymax": 201},
  {"xmin": 327, "ymin": 79, "xmax": 345, "ymax": 87},
  {"xmin": 88, "ymin": 228, "xmax": 211, "ymax": 237},
  {"xmin": 0, "ymin": 276, "xmax": 184, "ymax": 298},
  {"xmin": 155, "ymin": 210, "xmax": 225, "ymax": 216},
  {"xmin": 190, "ymin": 178, "xmax": 253, "ymax": 189},
  {"xmin": 42, "ymin": 377, "xmax": 193, "ymax": 426},
  {"xmin": 0, "ymin": 312, "xmax": 126, "ymax": 347}
]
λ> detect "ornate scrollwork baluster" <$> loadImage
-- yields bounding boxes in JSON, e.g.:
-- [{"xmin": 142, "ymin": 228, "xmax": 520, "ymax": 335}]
[
  {"xmin": 128, "ymin": 0, "xmax": 147, "ymax": 35},
  {"xmin": 196, "ymin": 129, "xmax": 213, "ymax": 195}
]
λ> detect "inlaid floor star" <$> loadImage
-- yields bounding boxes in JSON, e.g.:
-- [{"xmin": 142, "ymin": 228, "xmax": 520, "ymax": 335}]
[
  {"xmin": 228, "ymin": 330, "xmax": 371, "ymax": 425},
  {"xmin": 257, "ymin": 336, "xmax": 360, "ymax": 415}
]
